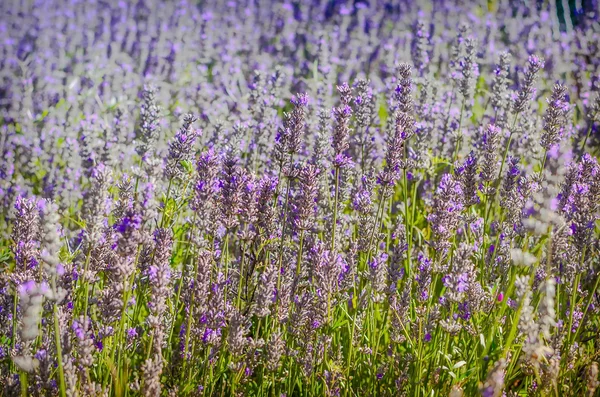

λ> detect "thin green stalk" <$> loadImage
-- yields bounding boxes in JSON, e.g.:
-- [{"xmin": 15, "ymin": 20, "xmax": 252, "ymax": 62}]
[
  {"xmin": 502, "ymin": 263, "xmax": 537, "ymax": 359},
  {"xmin": 565, "ymin": 273, "xmax": 582, "ymax": 349},
  {"xmin": 539, "ymin": 149, "xmax": 548, "ymax": 178},
  {"xmin": 167, "ymin": 215, "xmax": 197, "ymax": 362},
  {"xmin": 296, "ymin": 230, "xmax": 304, "ymax": 277},
  {"xmin": 484, "ymin": 112, "xmax": 519, "ymax": 226},
  {"xmin": 331, "ymin": 166, "xmax": 340, "ymax": 253},
  {"xmin": 403, "ymin": 167, "xmax": 411, "ymax": 279},
  {"xmin": 11, "ymin": 292, "xmax": 17, "ymax": 372},
  {"xmin": 53, "ymin": 280, "xmax": 67, "ymax": 397},
  {"xmin": 579, "ymin": 121, "xmax": 593, "ymax": 158},
  {"xmin": 451, "ymin": 100, "xmax": 466, "ymax": 166},
  {"xmin": 572, "ymin": 272, "xmax": 600, "ymax": 343},
  {"xmin": 80, "ymin": 248, "xmax": 93, "ymax": 321},
  {"xmin": 160, "ymin": 178, "xmax": 174, "ymax": 228},
  {"xmin": 237, "ymin": 242, "xmax": 247, "ymax": 308},
  {"xmin": 366, "ymin": 186, "xmax": 388, "ymax": 259},
  {"xmin": 20, "ymin": 372, "xmax": 27, "ymax": 397},
  {"xmin": 221, "ymin": 233, "xmax": 230, "ymax": 278}
]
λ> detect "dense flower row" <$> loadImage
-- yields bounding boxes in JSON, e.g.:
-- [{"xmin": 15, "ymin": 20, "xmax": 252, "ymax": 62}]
[{"xmin": 1, "ymin": 0, "xmax": 600, "ymax": 396}]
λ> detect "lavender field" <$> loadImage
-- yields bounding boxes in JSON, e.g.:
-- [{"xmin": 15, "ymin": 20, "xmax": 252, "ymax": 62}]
[{"xmin": 1, "ymin": 0, "xmax": 600, "ymax": 396}]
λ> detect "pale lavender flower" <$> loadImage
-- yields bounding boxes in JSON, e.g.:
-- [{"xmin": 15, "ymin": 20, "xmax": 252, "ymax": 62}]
[
  {"xmin": 352, "ymin": 79, "xmax": 377, "ymax": 172},
  {"xmin": 142, "ymin": 228, "xmax": 173, "ymax": 396},
  {"xmin": 310, "ymin": 240, "xmax": 347, "ymax": 311},
  {"xmin": 274, "ymin": 93, "xmax": 309, "ymax": 161},
  {"xmin": 191, "ymin": 148, "xmax": 220, "ymax": 213},
  {"xmin": 540, "ymin": 83, "xmax": 569, "ymax": 151},
  {"xmin": 256, "ymin": 175, "xmax": 279, "ymax": 239},
  {"xmin": 39, "ymin": 199, "xmax": 66, "ymax": 302},
  {"xmin": 12, "ymin": 196, "xmax": 40, "ymax": 275},
  {"xmin": 368, "ymin": 252, "xmax": 388, "ymax": 302},
  {"xmin": 81, "ymin": 163, "xmax": 112, "ymax": 248},
  {"xmin": 227, "ymin": 310, "xmax": 250, "ymax": 357},
  {"xmin": 415, "ymin": 253, "xmax": 432, "ymax": 303},
  {"xmin": 218, "ymin": 151, "xmax": 247, "ymax": 230},
  {"xmin": 17, "ymin": 281, "xmax": 47, "ymax": 342},
  {"xmin": 455, "ymin": 151, "xmax": 479, "ymax": 206},
  {"xmin": 136, "ymin": 85, "xmax": 161, "ymax": 158},
  {"xmin": 253, "ymin": 263, "xmax": 277, "ymax": 318},
  {"xmin": 72, "ymin": 316, "xmax": 95, "ymax": 370},
  {"xmin": 458, "ymin": 38, "xmax": 478, "ymax": 107},
  {"xmin": 479, "ymin": 124, "xmax": 501, "ymax": 183},
  {"xmin": 292, "ymin": 164, "xmax": 320, "ymax": 232},
  {"xmin": 265, "ymin": 331, "xmax": 285, "ymax": 372},
  {"xmin": 427, "ymin": 174, "xmax": 463, "ymax": 251},
  {"xmin": 378, "ymin": 112, "xmax": 410, "ymax": 188},
  {"xmin": 332, "ymin": 83, "xmax": 353, "ymax": 168},
  {"xmin": 393, "ymin": 63, "xmax": 415, "ymax": 120},
  {"xmin": 490, "ymin": 52, "xmax": 512, "ymax": 126},
  {"xmin": 513, "ymin": 55, "xmax": 544, "ymax": 114},
  {"xmin": 164, "ymin": 114, "xmax": 198, "ymax": 179}
]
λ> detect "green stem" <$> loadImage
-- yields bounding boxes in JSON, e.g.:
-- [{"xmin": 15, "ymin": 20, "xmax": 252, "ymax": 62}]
[
  {"xmin": 181, "ymin": 284, "xmax": 197, "ymax": 386},
  {"xmin": 452, "ymin": 100, "xmax": 466, "ymax": 166},
  {"xmin": 366, "ymin": 186, "xmax": 387, "ymax": 258},
  {"xmin": 484, "ymin": 112, "xmax": 519, "ymax": 233},
  {"xmin": 20, "ymin": 372, "xmax": 27, "ymax": 397},
  {"xmin": 81, "ymin": 248, "xmax": 93, "ymax": 321},
  {"xmin": 167, "ymin": 216, "xmax": 197, "ymax": 362},
  {"xmin": 296, "ymin": 231, "xmax": 304, "ymax": 277},
  {"xmin": 11, "ymin": 292, "xmax": 17, "ymax": 372},
  {"xmin": 160, "ymin": 178, "xmax": 174, "ymax": 228},
  {"xmin": 579, "ymin": 122, "xmax": 593, "ymax": 158},
  {"xmin": 53, "ymin": 281, "xmax": 67, "ymax": 397},
  {"xmin": 237, "ymin": 242, "xmax": 247, "ymax": 309},
  {"xmin": 403, "ymin": 168, "xmax": 411, "ymax": 280},
  {"xmin": 572, "ymin": 271, "xmax": 600, "ymax": 343},
  {"xmin": 331, "ymin": 166, "xmax": 340, "ymax": 253}
]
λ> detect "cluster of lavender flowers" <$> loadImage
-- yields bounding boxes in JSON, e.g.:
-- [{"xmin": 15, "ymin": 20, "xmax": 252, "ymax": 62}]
[{"xmin": 1, "ymin": 0, "xmax": 600, "ymax": 396}]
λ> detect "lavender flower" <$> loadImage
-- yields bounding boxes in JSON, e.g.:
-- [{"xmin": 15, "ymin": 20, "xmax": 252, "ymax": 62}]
[
  {"xmin": 12, "ymin": 196, "xmax": 40, "ymax": 276},
  {"xmin": 513, "ymin": 55, "xmax": 544, "ymax": 114},
  {"xmin": 136, "ymin": 85, "xmax": 161, "ymax": 158},
  {"xmin": 292, "ymin": 164, "xmax": 320, "ymax": 232},
  {"xmin": 479, "ymin": 124, "xmax": 501, "ymax": 183},
  {"xmin": 81, "ymin": 164, "xmax": 112, "ymax": 248},
  {"xmin": 142, "ymin": 228, "xmax": 173, "ymax": 396},
  {"xmin": 490, "ymin": 52, "xmax": 512, "ymax": 126},
  {"xmin": 455, "ymin": 151, "xmax": 479, "ymax": 206},
  {"xmin": 393, "ymin": 63, "xmax": 415, "ymax": 119},
  {"xmin": 458, "ymin": 38, "xmax": 478, "ymax": 107},
  {"xmin": 164, "ymin": 114, "xmax": 198, "ymax": 179},
  {"xmin": 540, "ymin": 83, "xmax": 569, "ymax": 151},
  {"xmin": 331, "ymin": 83, "xmax": 353, "ymax": 168},
  {"xmin": 0, "ymin": 3, "xmax": 598, "ymax": 395},
  {"xmin": 378, "ymin": 112, "xmax": 409, "ymax": 187},
  {"xmin": 428, "ymin": 174, "xmax": 463, "ymax": 251},
  {"xmin": 275, "ymin": 93, "xmax": 309, "ymax": 161},
  {"xmin": 218, "ymin": 150, "xmax": 247, "ymax": 230}
]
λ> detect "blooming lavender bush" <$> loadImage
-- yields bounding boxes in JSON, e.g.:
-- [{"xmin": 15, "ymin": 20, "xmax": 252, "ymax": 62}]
[{"xmin": 1, "ymin": 1, "xmax": 600, "ymax": 396}]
